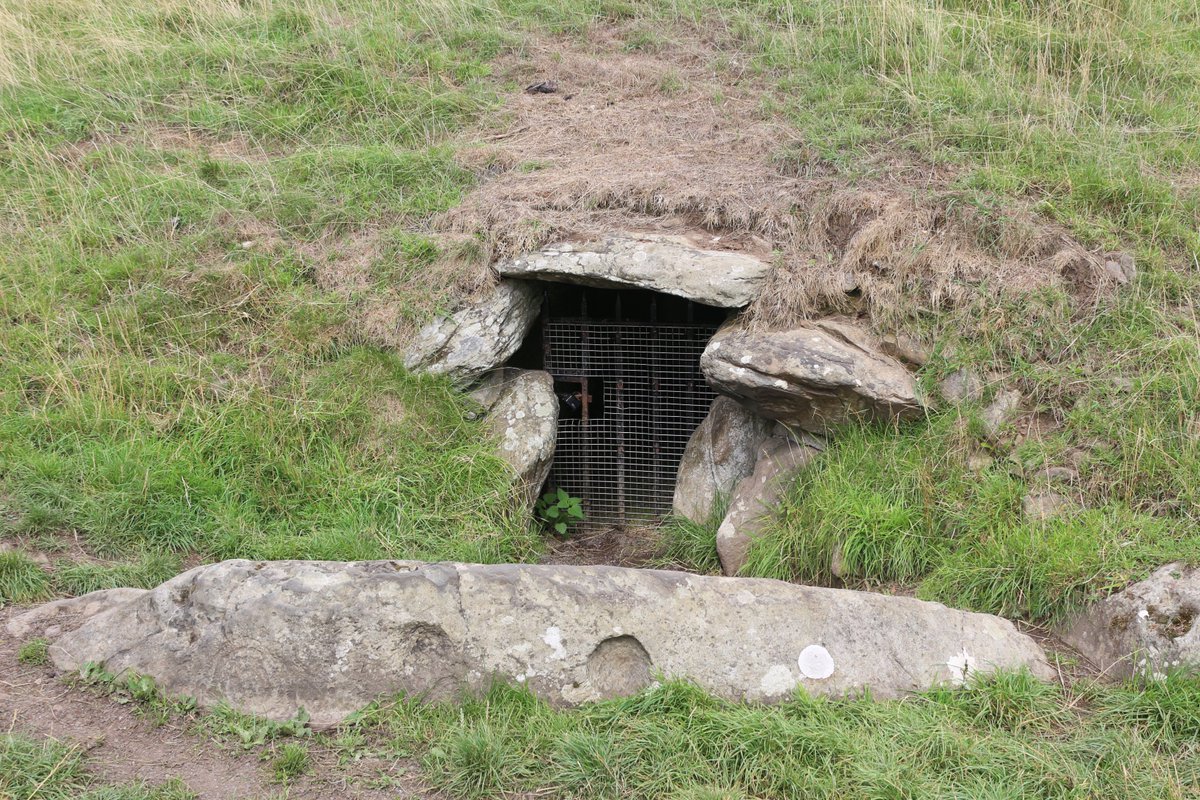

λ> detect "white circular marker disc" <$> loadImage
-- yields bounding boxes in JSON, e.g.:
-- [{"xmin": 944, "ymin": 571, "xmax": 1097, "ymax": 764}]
[{"xmin": 797, "ymin": 645, "xmax": 835, "ymax": 680}]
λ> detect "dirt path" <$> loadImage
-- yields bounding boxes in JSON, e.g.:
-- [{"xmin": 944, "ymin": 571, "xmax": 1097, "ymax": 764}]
[{"xmin": 0, "ymin": 607, "xmax": 429, "ymax": 800}]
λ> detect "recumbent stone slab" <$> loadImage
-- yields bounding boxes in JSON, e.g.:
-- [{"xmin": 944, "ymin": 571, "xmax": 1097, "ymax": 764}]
[{"xmin": 42, "ymin": 560, "xmax": 1052, "ymax": 727}]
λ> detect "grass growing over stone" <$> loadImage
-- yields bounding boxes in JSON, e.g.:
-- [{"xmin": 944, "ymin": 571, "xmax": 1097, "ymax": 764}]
[
  {"xmin": 742, "ymin": 409, "xmax": 1200, "ymax": 622},
  {"xmin": 0, "ymin": 0, "xmax": 1196, "ymax": 608}
]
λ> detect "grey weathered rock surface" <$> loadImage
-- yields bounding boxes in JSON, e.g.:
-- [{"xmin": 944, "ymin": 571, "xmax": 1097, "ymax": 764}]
[
  {"xmin": 470, "ymin": 369, "xmax": 558, "ymax": 502},
  {"xmin": 1021, "ymin": 491, "xmax": 1080, "ymax": 521},
  {"xmin": 967, "ymin": 453, "xmax": 994, "ymax": 473},
  {"xmin": 404, "ymin": 280, "xmax": 540, "ymax": 385},
  {"xmin": 981, "ymin": 389, "xmax": 1021, "ymax": 440},
  {"xmin": 1061, "ymin": 563, "xmax": 1200, "ymax": 679},
  {"xmin": 495, "ymin": 234, "xmax": 770, "ymax": 308},
  {"xmin": 44, "ymin": 560, "xmax": 1052, "ymax": 725},
  {"xmin": 700, "ymin": 319, "xmax": 926, "ymax": 432},
  {"xmin": 939, "ymin": 368, "xmax": 983, "ymax": 405},
  {"xmin": 879, "ymin": 334, "xmax": 929, "ymax": 367},
  {"xmin": 7, "ymin": 588, "xmax": 148, "ymax": 641},
  {"xmin": 672, "ymin": 397, "xmax": 773, "ymax": 524},
  {"xmin": 1103, "ymin": 252, "xmax": 1137, "ymax": 285},
  {"xmin": 1036, "ymin": 466, "xmax": 1079, "ymax": 485},
  {"xmin": 716, "ymin": 433, "xmax": 822, "ymax": 576}
]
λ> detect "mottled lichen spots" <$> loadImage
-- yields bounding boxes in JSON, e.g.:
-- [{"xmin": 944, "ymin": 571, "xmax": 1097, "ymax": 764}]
[{"xmin": 760, "ymin": 664, "xmax": 795, "ymax": 694}]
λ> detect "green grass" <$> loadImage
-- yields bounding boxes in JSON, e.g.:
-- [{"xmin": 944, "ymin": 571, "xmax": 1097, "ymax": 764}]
[
  {"xmin": 49, "ymin": 555, "xmax": 182, "ymax": 596},
  {"xmin": 0, "ymin": 0, "xmax": 545, "ymax": 597},
  {"xmin": 0, "ymin": 0, "xmax": 1195, "ymax": 602},
  {"xmin": 760, "ymin": 0, "xmax": 1200, "ymax": 255},
  {"xmin": 38, "ymin": 657, "xmax": 1200, "ymax": 800},
  {"xmin": 336, "ymin": 675, "xmax": 1200, "ymax": 799},
  {"xmin": 0, "ymin": 550, "xmax": 52, "ymax": 605},
  {"xmin": 0, "ymin": 733, "xmax": 195, "ymax": 800},
  {"xmin": 269, "ymin": 742, "xmax": 311, "ymax": 784},
  {"xmin": 1, "ymin": 0, "xmax": 1199, "ymax": 791},
  {"xmin": 654, "ymin": 499, "xmax": 728, "ymax": 574},
  {"xmin": 17, "ymin": 637, "xmax": 49, "ymax": 666},
  {"xmin": 742, "ymin": 415, "xmax": 1200, "ymax": 621}
]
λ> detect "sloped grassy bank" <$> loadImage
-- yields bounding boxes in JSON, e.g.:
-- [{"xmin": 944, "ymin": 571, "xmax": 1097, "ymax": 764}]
[
  {"xmin": 2, "ymin": 1, "xmax": 1198, "ymax": 617},
  {"xmin": 1, "ymin": 0, "xmax": 1199, "ymax": 796}
]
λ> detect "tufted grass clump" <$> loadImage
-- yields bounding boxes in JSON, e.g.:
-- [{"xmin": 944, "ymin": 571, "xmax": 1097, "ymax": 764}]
[
  {"xmin": 743, "ymin": 414, "xmax": 1200, "ymax": 622},
  {"xmin": 17, "ymin": 637, "xmax": 50, "ymax": 666},
  {"xmin": 0, "ymin": 551, "xmax": 51, "ymax": 606},
  {"xmin": 50, "ymin": 554, "xmax": 182, "ymax": 596},
  {"xmin": 270, "ymin": 742, "xmax": 312, "ymax": 784}
]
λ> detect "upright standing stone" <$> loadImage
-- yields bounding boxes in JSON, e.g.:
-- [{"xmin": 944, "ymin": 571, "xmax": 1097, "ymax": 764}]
[
  {"xmin": 673, "ymin": 397, "xmax": 773, "ymax": 524},
  {"xmin": 716, "ymin": 432, "xmax": 822, "ymax": 575},
  {"xmin": 470, "ymin": 369, "xmax": 558, "ymax": 506}
]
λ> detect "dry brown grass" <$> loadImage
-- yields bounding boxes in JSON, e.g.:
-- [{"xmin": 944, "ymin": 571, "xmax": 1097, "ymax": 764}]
[{"xmin": 435, "ymin": 28, "xmax": 1109, "ymax": 331}]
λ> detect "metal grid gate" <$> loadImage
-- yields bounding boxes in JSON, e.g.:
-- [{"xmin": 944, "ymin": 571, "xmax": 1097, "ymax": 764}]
[{"xmin": 544, "ymin": 318, "xmax": 718, "ymax": 527}]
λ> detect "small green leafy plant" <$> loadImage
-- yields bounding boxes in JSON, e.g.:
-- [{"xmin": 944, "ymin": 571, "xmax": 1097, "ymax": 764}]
[
  {"xmin": 205, "ymin": 703, "xmax": 312, "ymax": 749},
  {"xmin": 535, "ymin": 489, "xmax": 585, "ymax": 536}
]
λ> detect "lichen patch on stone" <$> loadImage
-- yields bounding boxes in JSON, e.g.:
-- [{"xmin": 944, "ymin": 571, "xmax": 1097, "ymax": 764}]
[
  {"xmin": 947, "ymin": 650, "xmax": 977, "ymax": 686},
  {"xmin": 543, "ymin": 626, "xmax": 567, "ymax": 660},
  {"xmin": 760, "ymin": 664, "xmax": 796, "ymax": 694}
]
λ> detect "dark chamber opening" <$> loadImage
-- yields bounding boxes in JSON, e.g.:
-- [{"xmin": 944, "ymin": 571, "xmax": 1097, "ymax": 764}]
[{"xmin": 511, "ymin": 283, "xmax": 726, "ymax": 528}]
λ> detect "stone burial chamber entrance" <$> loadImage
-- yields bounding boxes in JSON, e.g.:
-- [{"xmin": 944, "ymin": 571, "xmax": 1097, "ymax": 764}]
[
  {"xmin": 511, "ymin": 283, "xmax": 726, "ymax": 527},
  {"xmin": 405, "ymin": 232, "xmax": 928, "ymax": 567}
]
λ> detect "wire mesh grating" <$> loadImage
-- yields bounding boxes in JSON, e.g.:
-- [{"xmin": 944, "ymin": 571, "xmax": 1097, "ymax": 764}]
[{"xmin": 544, "ymin": 318, "xmax": 718, "ymax": 527}]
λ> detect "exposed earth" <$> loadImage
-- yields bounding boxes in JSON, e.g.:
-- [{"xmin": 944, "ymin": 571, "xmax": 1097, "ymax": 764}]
[{"xmin": 0, "ymin": 609, "xmax": 424, "ymax": 799}]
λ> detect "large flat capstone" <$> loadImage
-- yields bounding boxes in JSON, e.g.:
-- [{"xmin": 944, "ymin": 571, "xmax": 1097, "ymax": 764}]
[
  {"xmin": 495, "ymin": 234, "xmax": 771, "ymax": 308},
  {"xmin": 701, "ymin": 319, "xmax": 926, "ymax": 432},
  {"xmin": 34, "ymin": 560, "xmax": 1051, "ymax": 726}
]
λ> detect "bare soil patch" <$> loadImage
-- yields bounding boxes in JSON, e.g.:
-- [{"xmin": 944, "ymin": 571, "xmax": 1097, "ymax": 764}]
[
  {"xmin": 0, "ymin": 606, "xmax": 430, "ymax": 800},
  {"xmin": 540, "ymin": 524, "xmax": 665, "ymax": 569},
  {"xmin": 435, "ymin": 28, "xmax": 1108, "ymax": 328}
]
